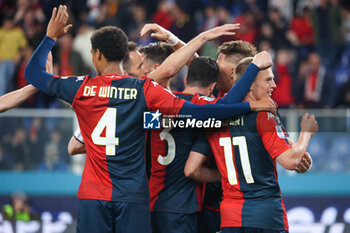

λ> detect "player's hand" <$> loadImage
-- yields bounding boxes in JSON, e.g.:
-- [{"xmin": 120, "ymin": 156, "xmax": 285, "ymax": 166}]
[
  {"xmin": 295, "ymin": 152, "xmax": 312, "ymax": 173},
  {"xmin": 300, "ymin": 113, "xmax": 318, "ymax": 136},
  {"xmin": 249, "ymin": 97, "xmax": 276, "ymax": 115},
  {"xmin": 46, "ymin": 5, "xmax": 72, "ymax": 41},
  {"xmin": 45, "ymin": 52, "xmax": 53, "ymax": 73},
  {"xmin": 252, "ymin": 51, "xmax": 272, "ymax": 70},
  {"xmin": 140, "ymin": 23, "xmax": 171, "ymax": 41},
  {"xmin": 200, "ymin": 24, "xmax": 240, "ymax": 41}
]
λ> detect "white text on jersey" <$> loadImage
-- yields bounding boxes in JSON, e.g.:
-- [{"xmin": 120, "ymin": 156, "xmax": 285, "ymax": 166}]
[{"xmin": 83, "ymin": 86, "xmax": 138, "ymax": 100}]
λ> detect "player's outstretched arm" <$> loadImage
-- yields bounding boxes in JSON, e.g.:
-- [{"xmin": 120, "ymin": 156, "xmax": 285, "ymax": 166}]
[
  {"xmin": 277, "ymin": 113, "xmax": 318, "ymax": 170},
  {"xmin": 0, "ymin": 85, "xmax": 37, "ymax": 113},
  {"xmin": 217, "ymin": 51, "xmax": 273, "ymax": 104},
  {"xmin": 0, "ymin": 51, "xmax": 54, "ymax": 113},
  {"xmin": 25, "ymin": 5, "xmax": 72, "ymax": 94},
  {"xmin": 147, "ymin": 24, "xmax": 240, "ymax": 87},
  {"xmin": 184, "ymin": 151, "xmax": 221, "ymax": 182}
]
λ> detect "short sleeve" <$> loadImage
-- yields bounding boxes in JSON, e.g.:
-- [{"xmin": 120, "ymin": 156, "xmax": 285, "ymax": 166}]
[
  {"xmin": 257, "ymin": 111, "xmax": 292, "ymax": 159},
  {"xmin": 48, "ymin": 75, "xmax": 87, "ymax": 104},
  {"xmin": 143, "ymin": 79, "xmax": 185, "ymax": 116},
  {"xmin": 191, "ymin": 131, "xmax": 212, "ymax": 157}
]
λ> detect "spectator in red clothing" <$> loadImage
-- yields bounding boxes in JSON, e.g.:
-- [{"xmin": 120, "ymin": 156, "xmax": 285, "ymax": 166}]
[
  {"xmin": 57, "ymin": 34, "xmax": 87, "ymax": 76},
  {"xmin": 233, "ymin": 10, "xmax": 257, "ymax": 44},
  {"xmin": 290, "ymin": 7, "xmax": 314, "ymax": 47},
  {"xmin": 151, "ymin": 1, "xmax": 174, "ymax": 30},
  {"xmin": 296, "ymin": 52, "xmax": 337, "ymax": 108},
  {"xmin": 271, "ymin": 49, "xmax": 295, "ymax": 107}
]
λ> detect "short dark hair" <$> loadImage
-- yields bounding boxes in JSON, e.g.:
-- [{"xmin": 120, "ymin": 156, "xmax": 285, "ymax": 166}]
[
  {"xmin": 123, "ymin": 41, "xmax": 139, "ymax": 71},
  {"xmin": 90, "ymin": 26, "xmax": 128, "ymax": 62},
  {"xmin": 217, "ymin": 40, "xmax": 257, "ymax": 65},
  {"xmin": 187, "ymin": 56, "xmax": 219, "ymax": 88},
  {"xmin": 139, "ymin": 42, "xmax": 174, "ymax": 66}
]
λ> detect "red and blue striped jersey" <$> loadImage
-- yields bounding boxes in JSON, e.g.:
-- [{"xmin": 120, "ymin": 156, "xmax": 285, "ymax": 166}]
[
  {"xmin": 206, "ymin": 111, "xmax": 291, "ymax": 230},
  {"xmin": 48, "ymin": 74, "xmax": 185, "ymax": 204},
  {"xmin": 149, "ymin": 92, "xmax": 218, "ymax": 213}
]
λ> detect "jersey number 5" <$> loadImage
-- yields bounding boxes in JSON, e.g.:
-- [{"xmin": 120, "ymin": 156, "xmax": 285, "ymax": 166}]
[
  {"xmin": 91, "ymin": 108, "xmax": 119, "ymax": 156},
  {"xmin": 219, "ymin": 136, "xmax": 254, "ymax": 185}
]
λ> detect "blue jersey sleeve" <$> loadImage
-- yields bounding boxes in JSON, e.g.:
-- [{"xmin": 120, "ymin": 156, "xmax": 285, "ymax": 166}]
[
  {"xmin": 216, "ymin": 63, "xmax": 260, "ymax": 104},
  {"xmin": 25, "ymin": 36, "xmax": 84, "ymax": 104},
  {"xmin": 178, "ymin": 101, "xmax": 250, "ymax": 120},
  {"xmin": 25, "ymin": 36, "xmax": 55, "ymax": 94},
  {"xmin": 48, "ymin": 76, "xmax": 85, "ymax": 104}
]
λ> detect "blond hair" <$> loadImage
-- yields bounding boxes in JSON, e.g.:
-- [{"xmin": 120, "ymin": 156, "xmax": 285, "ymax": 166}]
[
  {"xmin": 217, "ymin": 41, "xmax": 257, "ymax": 66},
  {"xmin": 234, "ymin": 57, "xmax": 254, "ymax": 83}
]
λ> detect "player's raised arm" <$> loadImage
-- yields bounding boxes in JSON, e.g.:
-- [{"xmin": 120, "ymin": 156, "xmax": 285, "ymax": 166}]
[
  {"xmin": 217, "ymin": 51, "xmax": 273, "ymax": 105},
  {"xmin": 147, "ymin": 24, "xmax": 240, "ymax": 86},
  {"xmin": 140, "ymin": 23, "xmax": 185, "ymax": 50},
  {"xmin": 25, "ymin": 5, "xmax": 79, "ymax": 103},
  {"xmin": 144, "ymin": 79, "xmax": 253, "ymax": 120},
  {"xmin": 276, "ymin": 113, "xmax": 318, "ymax": 170}
]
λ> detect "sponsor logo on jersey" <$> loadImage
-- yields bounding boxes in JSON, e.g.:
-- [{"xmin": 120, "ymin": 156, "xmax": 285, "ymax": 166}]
[{"xmin": 275, "ymin": 126, "xmax": 286, "ymax": 139}]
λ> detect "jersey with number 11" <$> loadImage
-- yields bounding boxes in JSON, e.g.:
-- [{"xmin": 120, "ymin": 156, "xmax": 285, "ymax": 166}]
[{"xmin": 206, "ymin": 111, "xmax": 291, "ymax": 230}]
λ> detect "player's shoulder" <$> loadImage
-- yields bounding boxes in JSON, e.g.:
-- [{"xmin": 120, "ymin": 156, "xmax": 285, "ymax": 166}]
[
  {"xmin": 173, "ymin": 92, "xmax": 194, "ymax": 101},
  {"xmin": 256, "ymin": 111, "xmax": 283, "ymax": 131}
]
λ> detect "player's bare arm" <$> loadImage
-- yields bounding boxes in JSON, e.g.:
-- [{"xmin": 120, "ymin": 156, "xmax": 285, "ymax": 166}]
[
  {"xmin": 285, "ymin": 137, "xmax": 313, "ymax": 173},
  {"xmin": 0, "ymin": 85, "xmax": 37, "ymax": 113},
  {"xmin": 140, "ymin": 23, "xmax": 198, "ymax": 65},
  {"xmin": 0, "ymin": 52, "xmax": 53, "ymax": 113},
  {"xmin": 184, "ymin": 151, "xmax": 221, "ymax": 182},
  {"xmin": 277, "ymin": 113, "xmax": 318, "ymax": 170},
  {"xmin": 68, "ymin": 127, "xmax": 86, "ymax": 155},
  {"xmin": 68, "ymin": 136, "xmax": 86, "ymax": 155},
  {"xmin": 147, "ymin": 24, "xmax": 240, "ymax": 86},
  {"xmin": 141, "ymin": 23, "xmax": 184, "ymax": 50},
  {"xmin": 295, "ymin": 152, "xmax": 312, "ymax": 173}
]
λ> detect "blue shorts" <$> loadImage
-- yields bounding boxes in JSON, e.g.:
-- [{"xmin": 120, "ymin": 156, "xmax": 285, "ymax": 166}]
[
  {"xmin": 77, "ymin": 199, "xmax": 151, "ymax": 233},
  {"xmin": 221, "ymin": 227, "xmax": 288, "ymax": 233},
  {"xmin": 198, "ymin": 207, "xmax": 220, "ymax": 233},
  {"xmin": 151, "ymin": 212, "xmax": 198, "ymax": 233}
]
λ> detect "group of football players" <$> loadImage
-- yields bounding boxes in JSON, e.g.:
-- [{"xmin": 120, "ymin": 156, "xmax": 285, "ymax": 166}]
[{"xmin": 1, "ymin": 5, "xmax": 318, "ymax": 233}]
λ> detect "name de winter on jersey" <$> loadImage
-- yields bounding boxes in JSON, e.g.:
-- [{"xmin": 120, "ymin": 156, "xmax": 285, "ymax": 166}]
[{"xmin": 49, "ymin": 74, "xmax": 185, "ymax": 204}]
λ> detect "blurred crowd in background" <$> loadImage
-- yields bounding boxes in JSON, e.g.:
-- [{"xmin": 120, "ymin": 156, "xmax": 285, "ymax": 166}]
[{"xmin": 0, "ymin": 0, "xmax": 350, "ymax": 172}]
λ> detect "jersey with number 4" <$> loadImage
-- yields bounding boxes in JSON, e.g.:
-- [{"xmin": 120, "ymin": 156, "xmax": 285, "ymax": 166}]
[
  {"xmin": 48, "ymin": 74, "xmax": 185, "ymax": 204},
  {"xmin": 206, "ymin": 111, "xmax": 291, "ymax": 230},
  {"xmin": 149, "ymin": 93, "xmax": 218, "ymax": 213}
]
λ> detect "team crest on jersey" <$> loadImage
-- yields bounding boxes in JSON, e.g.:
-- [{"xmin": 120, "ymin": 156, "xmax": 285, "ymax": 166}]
[
  {"xmin": 75, "ymin": 76, "xmax": 85, "ymax": 82},
  {"xmin": 143, "ymin": 110, "xmax": 161, "ymax": 129}
]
